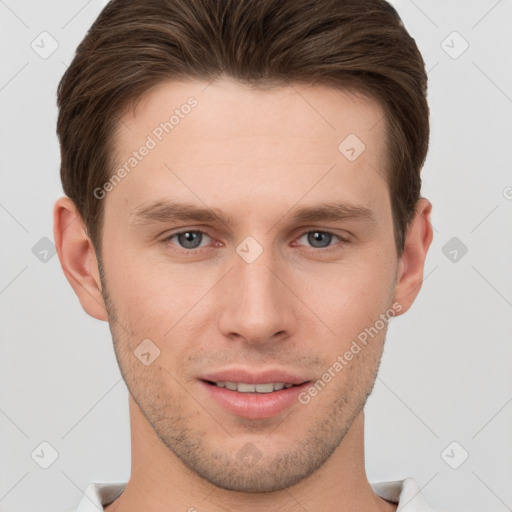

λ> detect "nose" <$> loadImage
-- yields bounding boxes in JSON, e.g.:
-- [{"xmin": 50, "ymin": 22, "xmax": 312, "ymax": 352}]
[{"xmin": 217, "ymin": 245, "xmax": 296, "ymax": 346}]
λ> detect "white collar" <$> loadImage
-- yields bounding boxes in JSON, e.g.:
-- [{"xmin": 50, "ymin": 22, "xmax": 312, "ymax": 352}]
[{"xmin": 76, "ymin": 477, "xmax": 436, "ymax": 511}]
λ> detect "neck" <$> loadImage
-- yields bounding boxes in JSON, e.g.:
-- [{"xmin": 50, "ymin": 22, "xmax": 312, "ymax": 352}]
[{"xmin": 105, "ymin": 396, "xmax": 396, "ymax": 512}]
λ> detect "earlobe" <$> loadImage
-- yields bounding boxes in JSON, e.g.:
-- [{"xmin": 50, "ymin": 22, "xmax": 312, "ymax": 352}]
[
  {"xmin": 393, "ymin": 198, "xmax": 433, "ymax": 315},
  {"xmin": 53, "ymin": 197, "xmax": 108, "ymax": 321}
]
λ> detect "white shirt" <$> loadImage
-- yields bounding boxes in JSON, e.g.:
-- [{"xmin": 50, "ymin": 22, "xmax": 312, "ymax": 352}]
[{"xmin": 76, "ymin": 478, "xmax": 437, "ymax": 511}]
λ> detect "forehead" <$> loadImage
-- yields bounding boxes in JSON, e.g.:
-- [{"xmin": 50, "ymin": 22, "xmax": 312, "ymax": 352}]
[
  {"xmin": 121, "ymin": 78, "xmax": 386, "ymax": 153},
  {"xmin": 107, "ymin": 78, "xmax": 390, "ymax": 225}
]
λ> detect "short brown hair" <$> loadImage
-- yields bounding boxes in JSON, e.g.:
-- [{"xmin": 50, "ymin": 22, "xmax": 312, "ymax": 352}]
[{"xmin": 57, "ymin": 0, "xmax": 429, "ymax": 254}]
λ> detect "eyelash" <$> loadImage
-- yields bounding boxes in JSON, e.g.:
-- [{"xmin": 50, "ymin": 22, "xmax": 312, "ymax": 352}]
[{"xmin": 162, "ymin": 229, "xmax": 348, "ymax": 254}]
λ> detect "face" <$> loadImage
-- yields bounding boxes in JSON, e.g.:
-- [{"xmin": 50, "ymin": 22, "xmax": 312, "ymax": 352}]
[{"xmin": 99, "ymin": 78, "xmax": 400, "ymax": 492}]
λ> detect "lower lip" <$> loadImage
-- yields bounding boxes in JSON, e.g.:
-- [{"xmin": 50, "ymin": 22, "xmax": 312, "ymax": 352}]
[{"xmin": 200, "ymin": 381, "xmax": 310, "ymax": 419}]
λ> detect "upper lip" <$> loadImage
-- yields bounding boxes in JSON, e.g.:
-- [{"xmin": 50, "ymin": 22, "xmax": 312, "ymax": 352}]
[{"xmin": 200, "ymin": 369, "xmax": 310, "ymax": 385}]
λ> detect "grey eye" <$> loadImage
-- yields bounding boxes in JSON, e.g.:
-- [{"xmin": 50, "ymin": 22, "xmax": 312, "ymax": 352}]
[
  {"xmin": 306, "ymin": 231, "xmax": 333, "ymax": 248},
  {"xmin": 176, "ymin": 231, "xmax": 204, "ymax": 249}
]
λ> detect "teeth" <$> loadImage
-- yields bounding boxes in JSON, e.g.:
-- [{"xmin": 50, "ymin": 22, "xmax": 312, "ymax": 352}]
[
  {"xmin": 255, "ymin": 383, "xmax": 273, "ymax": 393},
  {"xmin": 214, "ymin": 382, "xmax": 295, "ymax": 393},
  {"xmin": 238, "ymin": 383, "xmax": 256, "ymax": 392}
]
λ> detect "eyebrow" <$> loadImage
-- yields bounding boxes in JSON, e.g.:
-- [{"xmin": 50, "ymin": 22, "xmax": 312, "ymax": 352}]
[{"xmin": 129, "ymin": 199, "xmax": 375, "ymax": 227}]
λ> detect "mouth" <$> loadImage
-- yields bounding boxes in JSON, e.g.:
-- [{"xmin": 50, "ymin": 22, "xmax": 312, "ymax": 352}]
[
  {"xmin": 202, "ymin": 380, "xmax": 303, "ymax": 393},
  {"xmin": 198, "ymin": 372, "xmax": 311, "ymax": 419}
]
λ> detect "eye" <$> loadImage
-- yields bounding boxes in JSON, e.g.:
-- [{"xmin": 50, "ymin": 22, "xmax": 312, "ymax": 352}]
[
  {"xmin": 162, "ymin": 229, "xmax": 347, "ymax": 254},
  {"xmin": 295, "ymin": 230, "xmax": 346, "ymax": 250},
  {"xmin": 165, "ymin": 230, "xmax": 212, "ymax": 250}
]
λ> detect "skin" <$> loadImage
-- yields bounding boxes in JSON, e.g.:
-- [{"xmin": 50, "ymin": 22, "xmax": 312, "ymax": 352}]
[{"xmin": 54, "ymin": 78, "xmax": 432, "ymax": 512}]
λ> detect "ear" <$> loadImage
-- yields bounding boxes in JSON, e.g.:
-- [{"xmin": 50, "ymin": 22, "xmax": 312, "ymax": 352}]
[
  {"xmin": 393, "ymin": 198, "xmax": 433, "ymax": 315},
  {"xmin": 53, "ymin": 197, "xmax": 108, "ymax": 321}
]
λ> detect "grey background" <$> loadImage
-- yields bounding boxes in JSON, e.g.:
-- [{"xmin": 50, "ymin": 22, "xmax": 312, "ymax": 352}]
[{"xmin": 1, "ymin": 0, "xmax": 511, "ymax": 511}]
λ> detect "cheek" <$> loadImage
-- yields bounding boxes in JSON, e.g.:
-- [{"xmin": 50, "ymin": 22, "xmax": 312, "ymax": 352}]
[
  {"xmin": 103, "ymin": 254, "xmax": 216, "ymax": 356},
  {"xmin": 300, "ymin": 255, "xmax": 396, "ymax": 338}
]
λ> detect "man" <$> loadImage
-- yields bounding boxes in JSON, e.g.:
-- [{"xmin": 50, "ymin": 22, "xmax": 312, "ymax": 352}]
[{"xmin": 54, "ymin": 0, "xmax": 435, "ymax": 510}]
